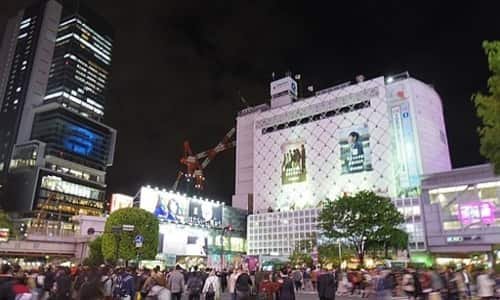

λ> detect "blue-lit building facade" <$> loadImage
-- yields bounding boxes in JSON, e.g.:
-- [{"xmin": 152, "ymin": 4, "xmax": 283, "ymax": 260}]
[{"xmin": 0, "ymin": 0, "xmax": 116, "ymax": 226}]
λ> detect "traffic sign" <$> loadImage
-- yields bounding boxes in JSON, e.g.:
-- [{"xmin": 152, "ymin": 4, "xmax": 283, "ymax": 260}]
[{"xmin": 135, "ymin": 235, "xmax": 144, "ymax": 248}]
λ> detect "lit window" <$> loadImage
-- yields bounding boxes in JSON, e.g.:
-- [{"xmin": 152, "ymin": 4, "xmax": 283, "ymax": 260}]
[{"xmin": 16, "ymin": 87, "xmax": 21, "ymax": 92}]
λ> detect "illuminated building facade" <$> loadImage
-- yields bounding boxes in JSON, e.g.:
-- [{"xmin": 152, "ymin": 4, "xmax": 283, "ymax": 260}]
[
  {"xmin": 422, "ymin": 164, "xmax": 500, "ymax": 260},
  {"xmin": 0, "ymin": 0, "xmax": 116, "ymax": 225},
  {"xmin": 237, "ymin": 73, "xmax": 452, "ymax": 256}
]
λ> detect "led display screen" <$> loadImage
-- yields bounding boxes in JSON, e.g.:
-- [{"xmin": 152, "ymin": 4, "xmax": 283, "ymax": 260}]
[
  {"xmin": 281, "ymin": 141, "xmax": 307, "ymax": 185},
  {"xmin": 139, "ymin": 187, "xmax": 222, "ymax": 226},
  {"xmin": 159, "ymin": 223, "xmax": 209, "ymax": 256},
  {"xmin": 458, "ymin": 201, "xmax": 495, "ymax": 225},
  {"xmin": 110, "ymin": 193, "xmax": 133, "ymax": 212},
  {"xmin": 63, "ymin": 124, "xmax": 104, "ymax": 157}
]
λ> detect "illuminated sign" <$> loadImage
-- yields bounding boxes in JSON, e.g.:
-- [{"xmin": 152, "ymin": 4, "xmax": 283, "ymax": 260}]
[
  {"xmin": 63, "ymin": 124, "xmax": 103, "ymax": 157},
  {"xmin": 139, "ymin": 186, "xmax": 222, "ymax": 226},
  {"xmin": 0, "ymin": 228, "xmax": 9, "ymax": 242},
  {"xmin": 458, "ymin": 201, "xmax": 495, "ymax": 225},
  {"xmin": 110, "ymin": 194, "xmax": 133, "ymax": 212}
]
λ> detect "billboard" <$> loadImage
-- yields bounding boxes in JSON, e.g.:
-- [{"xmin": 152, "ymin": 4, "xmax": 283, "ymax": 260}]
[
  {"xmin": 159, "ymin": 223, "xmax": 209, "ymax": 256},
  {"xmin": 139, "ymin": 187, "xmax": 222, "ymax": 226},
  {"xmin": 339, "ymin": 124, "xmax": 372, "ymax": 174},
  {"xmin": 110, "ymin": 193, "xmax": 133, "ymax": 212},
  {"xmin": 281, "ymin": 141, "xmax": 307, "ymax": 184}
]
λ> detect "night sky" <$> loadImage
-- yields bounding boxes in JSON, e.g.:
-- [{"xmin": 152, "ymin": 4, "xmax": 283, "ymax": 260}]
[{"xmin": 1, "ymin": 1, "xmax": 497, "ymax": 203}]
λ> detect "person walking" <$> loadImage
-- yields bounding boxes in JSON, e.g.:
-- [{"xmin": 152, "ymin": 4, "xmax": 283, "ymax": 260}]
[
  {"xmin": 477, "ymin": 269, "xmax": 495, "ymax": 300},
  {"xmin": 228, "ymin": 269, "xmax": 239, "ymax": 300},
  {"xmin": 291, "ymin": 269, "xmax": 303, "ymax": 293},
  {"xmin": 54, "ymin": 267, "xmax": 72, "ymax": 300},
  {"xmin": 235, "ymin": 268, "xmax": 253, "ymax": 300},
  {"xmin": 146, "ymin": 273, "xmax": 171, "ymax": 300},
  {"xmin": 203, "ymin": 270, "xmax": 221, "ymax": 300},
  {"xmin": 278, "ymin": 268, "xmax": 295, "ymax": 300},
  {"xmin": 168, "ymin": 265, "xmax": 185, "ymax": 300},
  {"xmin": 317, "ymin": 268, "xmax": 336, "ymax": 300},
  {"xmin": 186, "ymin": 268, "xmax": 204, "ymax": 300},
  {"xmin": 115, "ymin": 267, "xmax": 137, "ymax": 300}
]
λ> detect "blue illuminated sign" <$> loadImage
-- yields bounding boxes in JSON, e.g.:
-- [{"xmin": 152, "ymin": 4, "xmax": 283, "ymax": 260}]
[{"xmin": 63, "ymin": 124, "xmax": 103, "ymax": 157}]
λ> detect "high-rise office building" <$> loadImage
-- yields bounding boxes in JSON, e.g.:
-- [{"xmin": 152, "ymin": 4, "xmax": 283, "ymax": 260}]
[{"xmin": 0, "ymin": 0, "xmax": 116, "ymax": 226}]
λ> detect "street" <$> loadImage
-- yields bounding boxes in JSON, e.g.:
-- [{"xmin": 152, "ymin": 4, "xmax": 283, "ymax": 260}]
[{"xmin": 219, "ymin": 292, "xmax": 407, "ymax": 300}]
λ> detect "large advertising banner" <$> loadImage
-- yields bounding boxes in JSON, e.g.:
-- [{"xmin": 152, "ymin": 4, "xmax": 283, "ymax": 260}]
[
  {"xmin": 339, "ymin": 124, "xmax": 373, "ymax": 174},
  {"xmin": 159, "ymin": 223, "xmax": 209, "ymax": 256},
  {"xmin": 458, "ymin": 201, "xmax": 496, "ymax": 225},
  {"xmin": 110, "ymin": 193, "xmax": 133, "ymax": 212},
  {"xmin": 140, "ymin": 187, "xmax": 222, "ymax": 225},
  {"xmin": 189, "ymin": 200, "xmax": 222, "ymax": 226},
  {"xmin": 281, "ymin": 141, "xmax": 307, "ymax": 185},
  {"xmin": 391, "ymin": 103, "xmax": 420, "ymax": 197}
]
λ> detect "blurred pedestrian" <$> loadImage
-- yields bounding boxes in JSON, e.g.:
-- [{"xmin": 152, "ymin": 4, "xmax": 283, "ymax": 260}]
[
  {"xmin": 317, "ymin": 267, "xmax": 336, "ymax": 300},
  {"xmin": 277, "ymin": 268, "xmax": 295, "ymax": 300},
  {"xmin": 168, "ymin": 265, "xmax": 185, "ymax": 300},
  {"xmin": 477, "ymin": 269, "xmax": 495, "ymax": 300},
  {"xmin": 203, "ymin": 270, "xmax": 221, "ymax": 300}
]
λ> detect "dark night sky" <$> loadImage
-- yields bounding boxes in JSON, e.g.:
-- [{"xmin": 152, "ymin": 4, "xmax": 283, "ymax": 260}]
[{"xmin": 1, "ymin": 1, "xmax": 497, "ymax": 203}]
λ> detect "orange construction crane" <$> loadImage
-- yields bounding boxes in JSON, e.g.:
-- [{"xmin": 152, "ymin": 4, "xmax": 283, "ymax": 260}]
[{"xmin": 173, "ymin": 127, "xmax": 236, "ymax": 191}]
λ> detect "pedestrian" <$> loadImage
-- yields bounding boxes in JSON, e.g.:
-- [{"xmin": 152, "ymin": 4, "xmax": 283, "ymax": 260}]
[
  {"xmin": 79, "ymin": 268, "xmax": 105, "ymax": 300},
  {"xmin": 228, "ymin": 269, "xmax": 239, "ymax": 300},
  {"xmin": 311, "ymin": 267, "xmax": 319, "ymax": 291},
  {"xmin": 11, "ymin": 271, "xmax": 33, "ymax": 300},
  {"xmin": 43, "ymin": 265, "xmax": 56, "ymax": 299},
  {"xmin": 146, "ymin": 273, "xmax": 171, "ymax": 300},
  {"xmin": 291, "ymin": 268, "xmax": 303, "ymax": 293},
  {"xmin": 101, "ymin": 266, "xmax": 113, "ymax": 300},
  {"xmin": 277, "ymin": 268, "xmax": 295, "ymax": 300},
  {"xmin": 168, "ymin": 265, "xmax": 185, "ymax": 300},
  {"xmin": 317, "ymin": 267, "xmax": 336, "ymax": 300},
  {"xmin": 203, "ymin": 270, "xmax": 221, "ymax": 300},
  {"xmin": 477, "ymin": 269, "xmax": 495, "ymax": 300},
  {"xmin": 54, "ymin": 267, "xmax": 72, "ymax": 300},
  {"xmin": 186, "ymin": 267, "xmax": 203, "ymax": 300},
  {"xmin": 115, "ymin": 267, "xmax": 137, "ymax": 300},
  {"xmin": 235, "ymin": 268, "xmax": 253, "ymax": 300},
  {"xmin": 0, "ymin": 264, "xmax": 15, "ymax": 300},
  {"xmin": 303, "ymin": 268, "xmax": 312, "ymax": 291}
]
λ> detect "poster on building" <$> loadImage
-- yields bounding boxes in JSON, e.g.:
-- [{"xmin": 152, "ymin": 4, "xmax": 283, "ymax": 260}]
[
  {"xmin": 140, "ymin": 187, "xmax": 189, "ymax": 223},
  {"xmin": 281, "ymin": 141, "xmax": 307, "ymax": 185},
  {"xmin": 110, "ymin": 194, "xmax": 133, "ymax": 212},
  {"xmin": 189, "ymin": 200, "xmax": 222, "ymax": 226},
  {"xmin": 339, "ymin": 124, "xmax": 373, "ymax": 174},
  {"xmin": 458, "ymin": 201, "xmax": 496, "ymax": 225}
]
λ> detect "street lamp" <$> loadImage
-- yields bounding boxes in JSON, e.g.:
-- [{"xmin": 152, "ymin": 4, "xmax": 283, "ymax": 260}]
[{"xmin": 220, "ymin": 225, "xmax": 232, "ymax": 270}]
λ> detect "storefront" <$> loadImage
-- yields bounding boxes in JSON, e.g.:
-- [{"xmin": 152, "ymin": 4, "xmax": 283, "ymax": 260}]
[{"xmin": 421, "ymin": 164, "xmax": 500, "ymax": 267}]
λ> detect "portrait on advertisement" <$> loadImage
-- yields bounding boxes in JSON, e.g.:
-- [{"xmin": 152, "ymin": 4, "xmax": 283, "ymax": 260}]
[
  {"xmin": 339, "ymin": 124, "xmax": 373, "ymax": 174},
  {"xmin": 154, "ymin": 194, "xmax": 187, "ymax": 222},
  {"xmin": 281, "ymin": 141, "xmax": 307, "ymax": 185}
]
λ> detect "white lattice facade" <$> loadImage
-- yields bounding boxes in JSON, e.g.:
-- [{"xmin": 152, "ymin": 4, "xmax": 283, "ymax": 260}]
[{"xmin": 235, "ymin": 74, "xmax": 451, "ymax": 255}]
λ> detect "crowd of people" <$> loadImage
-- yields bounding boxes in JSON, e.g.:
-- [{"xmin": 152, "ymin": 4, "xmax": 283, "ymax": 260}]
[{"xmin": 1, "ymin": 261, "xmax": 500, "ymax": 300}]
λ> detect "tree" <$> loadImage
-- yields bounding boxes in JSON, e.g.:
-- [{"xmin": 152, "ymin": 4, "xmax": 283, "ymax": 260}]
[
  {"xmin": 473, "ymin": 41, "xmax": 500, "ymax": 173},
  {"xmin": 318, "ymin": 190, "xmax": 404, "ymax": 266},
  {"xmin": 84, "ymin": 236, "xmax": 104, "ymax": 267},
  {"xmin": 0, "ymin": 210, "xmax": 14, "ymax": 237},
  {"xmin": 102, "ymin": 208, "xmax": 159, "ymax": 262},
  {"xmin": 289, "ymin": 239, "xmax": 316, "ymax": 267}
]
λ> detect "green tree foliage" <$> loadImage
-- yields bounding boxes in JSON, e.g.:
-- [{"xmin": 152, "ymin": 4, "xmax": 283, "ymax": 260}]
[
  {"xmin": 289, "ymin": 239, "xmax": 315, "ymax": 267},
  {"xmin": 318, "ymin": 190, "xmax": 404, "ymax": 266},
  {"xmin": 473, "ymin": 41, "xmax": 500, "ymax": 173},
  {"xmin": 0, "ymin": 210, "xmax": 14, "ymax": 237},
  {"xmin": 102, "ymin": 208, "xmax": 159, "ymax": 262},
  {"xmin": 84, "ymin": 236, "xmax": 104, "ymax": 267}
]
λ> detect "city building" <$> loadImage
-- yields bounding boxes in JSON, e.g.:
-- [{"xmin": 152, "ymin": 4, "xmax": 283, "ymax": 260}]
[
  {"xmin": 136, "ymin": 186, "xmax": 247, "ymax": 269},
  {"xmin": 0, "ymin": 0, "xmax": 116, "ymax": 229},
  {"xmin": 236, "ymin": 73, "xmax": 452, "ymax": 256},
  {"xmin": 421, "ymin": 164, "xmax": 500, "ymax": 266}
]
